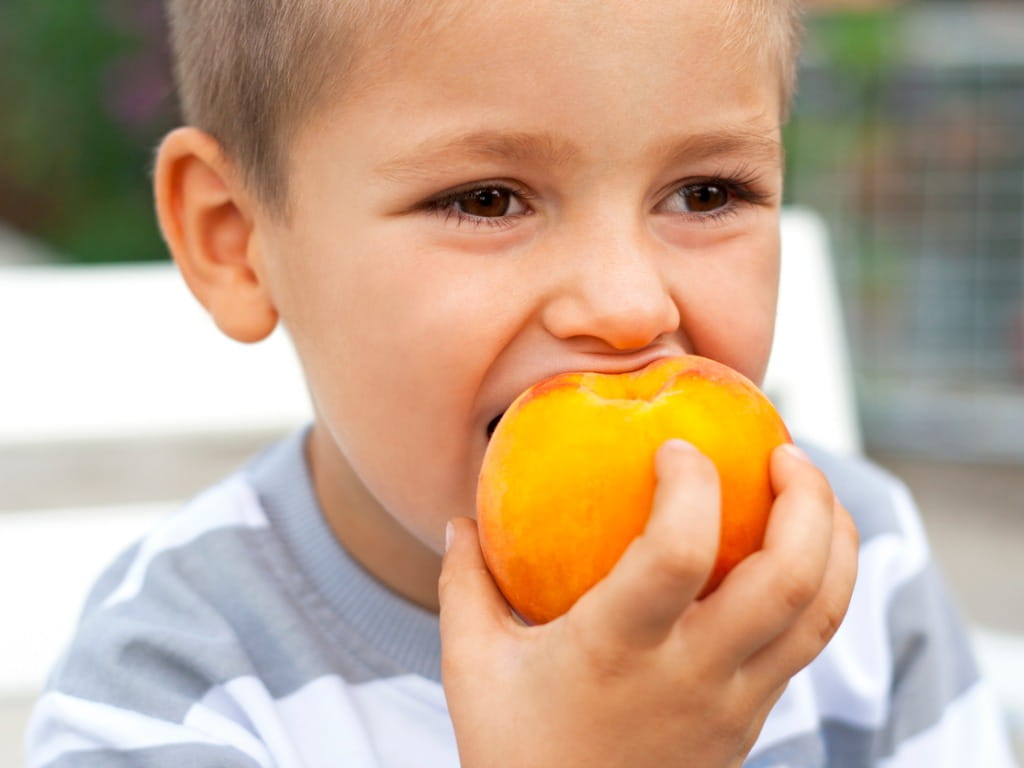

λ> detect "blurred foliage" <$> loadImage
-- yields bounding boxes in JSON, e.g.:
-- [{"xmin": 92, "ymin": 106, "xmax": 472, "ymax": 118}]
[
  {"xmin": 804, "ymin": 9, "xmax": 903, "ymax": 79},
  {"xmin": 784, "ymin": 7, "xmax": 904, "ymax": 194},
  {"xmin": 0, "ymin": 0, "xmax": 177, "ymax": 263},
  {"xmin": 784, "ymin": 7, "xmax": 907, "ymax": 289},
  {"xmin": 786, "ymin": 5, "xmax": 1024, "ymax": 395}
]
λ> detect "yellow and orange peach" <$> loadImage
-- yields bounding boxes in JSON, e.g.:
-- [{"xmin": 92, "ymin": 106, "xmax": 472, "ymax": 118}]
[{"xmin": 477, "ymin": 355, "xmax": 791, "ymax": 624}]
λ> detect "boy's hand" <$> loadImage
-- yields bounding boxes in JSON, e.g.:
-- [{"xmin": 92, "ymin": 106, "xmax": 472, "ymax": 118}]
[{"xmin": 439, "ymin": 441, "xmax": 859, "ymax": 768}]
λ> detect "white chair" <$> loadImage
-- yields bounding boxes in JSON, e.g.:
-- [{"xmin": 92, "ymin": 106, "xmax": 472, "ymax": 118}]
[
  {"xmin": 765, "ymin": 206, "xmax": 863, "ymax": 456},
  {"xmin": 0, "ymin": 261, "xmax": 312, "ymax": 445}
]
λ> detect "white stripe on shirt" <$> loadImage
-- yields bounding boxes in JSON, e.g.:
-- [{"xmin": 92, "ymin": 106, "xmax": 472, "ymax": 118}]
[
  {"xmin": 102, "ymin": 474, "xmax": 268, "ymax": 609},
  {"xmin": 28, "ymin": 691, "xmax": 273, "ymax": 768}
]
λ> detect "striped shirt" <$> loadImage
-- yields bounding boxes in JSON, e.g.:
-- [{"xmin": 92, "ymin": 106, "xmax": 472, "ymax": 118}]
[{"xmin": 25, "ymin": 428, "xmax": 1018, "ymax": 767}]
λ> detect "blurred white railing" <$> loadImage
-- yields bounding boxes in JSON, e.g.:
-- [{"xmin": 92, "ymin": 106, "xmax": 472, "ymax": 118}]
[{"xmin": 0, "ymin": 261, "xmax": 311, "ymax": 445}]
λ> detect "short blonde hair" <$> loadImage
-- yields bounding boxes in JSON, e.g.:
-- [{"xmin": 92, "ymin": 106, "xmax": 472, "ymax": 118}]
[
  {"xmin": 725, "ymin": 0, "xmax": 805, "ymax": 113},
  {"xmin": 165, "ymin": 0, "xmax": 804, "ymax": 215}
]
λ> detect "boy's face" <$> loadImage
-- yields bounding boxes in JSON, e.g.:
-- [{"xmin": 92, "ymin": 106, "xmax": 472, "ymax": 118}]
[{"xmin": 256, "ymin": 0, "xmax": 785, "ymax": 602}]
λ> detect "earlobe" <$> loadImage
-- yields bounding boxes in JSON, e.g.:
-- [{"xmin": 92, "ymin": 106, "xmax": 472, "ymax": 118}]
[{"xmin": 153, "ymin": 126, "xmax": 278, "ymax": 343}]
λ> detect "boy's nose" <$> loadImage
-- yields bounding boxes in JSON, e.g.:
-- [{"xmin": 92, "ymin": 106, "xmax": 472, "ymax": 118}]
[{"xmin": 539, "ymin": 229, "xmax": 681, "ymax": 352}]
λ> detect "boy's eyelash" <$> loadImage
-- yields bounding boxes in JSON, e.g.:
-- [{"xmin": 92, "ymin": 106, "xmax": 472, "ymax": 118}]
[
  {"xmin": 673, "ymin": 167, "xmax": 774, "ymax": 224},
  {"xmin": 422, "ymin": 184, "xmax": 534, "ymax": 230},
  {"xmin": 420, "ymin": 168, "xmax": 773, "ymax": 229}
]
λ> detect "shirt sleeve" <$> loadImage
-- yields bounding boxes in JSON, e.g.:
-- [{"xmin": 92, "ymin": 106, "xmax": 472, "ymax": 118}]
[
  {"xmin": 25, "ymin": 603, "xmax": 276, "ymax": 767},
  {"xmin": 869, "ymin": 483, "xmax": 1019, "ymax": 767},
  {"xmin": 748, "ymin": 447, "xmax": 1022, "ymax": 767},
  {"xmin": 27, "ymin": 692, "xmax": 268, "ymax": 768},
  {"xmin": 23, "ymin": 514, "xmax": 279, "ymax": 768}
]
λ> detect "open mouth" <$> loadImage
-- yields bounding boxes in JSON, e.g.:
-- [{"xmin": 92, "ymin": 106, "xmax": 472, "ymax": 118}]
[{"xmin": 486, "ymin": 411, "xmax": 506, "ymax": 440}]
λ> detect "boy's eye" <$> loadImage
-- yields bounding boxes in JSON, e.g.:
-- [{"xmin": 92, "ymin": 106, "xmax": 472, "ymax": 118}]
[
  {"xmin": 424, "ymin": 183, "xmax": 531, "ymax": 226},
  {"xmin": 458, "ymin": 187, "xmax": 515, "ymax": 217},
  {"xmin": 674, "ymin": 183, "xmax": 730, "ymax": 213},
  {"xmin": 658, "ymin": 172, "xmax": 773, "ymax": 220}
]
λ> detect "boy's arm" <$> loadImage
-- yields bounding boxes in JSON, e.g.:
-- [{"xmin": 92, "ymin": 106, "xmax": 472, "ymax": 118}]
[
  {"xmin": 439, "ymin": 442, "xmax": 859, "ymax": 768},
  {"xmin": 27, "ymin": 650, "xmax": 274, "ymax": 767},
  {"xmin": 833, "ymin": 478, "xmax": 1020, "ymax": 767},
  {"xmin": 27, "ymin": 697, "xmax": 268, "ymax": 768},
  {"xmin": 24, "ymin": 484, "xmax": 283, "ymax": 768},
  {"xmin": 25, "ymin": 590, "xmax": 277, "ymax": 768}
]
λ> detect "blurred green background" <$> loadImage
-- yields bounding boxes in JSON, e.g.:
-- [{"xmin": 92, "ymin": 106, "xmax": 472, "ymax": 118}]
[
  {"xmin": 0, "ymin": 0, "xmax": 176, "ymax": 264},
  {"xmin": 1, "ymin": 0, "xmax": 1023, "ymax": 461}
]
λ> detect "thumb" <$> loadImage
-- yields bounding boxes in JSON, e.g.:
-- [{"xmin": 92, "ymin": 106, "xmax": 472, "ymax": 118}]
[
  {"xmin": 572, "ymin": 439, "xmax": 720, "ymax": 648},
  {"xmin": 438, "ymin": 517, "xmax": 513, "ymax": 662}
]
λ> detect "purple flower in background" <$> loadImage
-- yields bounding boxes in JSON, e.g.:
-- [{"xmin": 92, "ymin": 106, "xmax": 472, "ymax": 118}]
[
  {"xmin": 101, "ymin": 0, "xmax": 175, "ymax": 132},
  {"xmin": 104, "ymin": 59, "xmax": 171, "ymax": 129}
]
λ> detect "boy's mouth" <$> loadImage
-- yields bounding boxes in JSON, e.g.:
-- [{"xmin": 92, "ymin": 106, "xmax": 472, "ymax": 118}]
[{"xmin": 486, "ymin": 411, "xmax": 506, "ymax": 440}]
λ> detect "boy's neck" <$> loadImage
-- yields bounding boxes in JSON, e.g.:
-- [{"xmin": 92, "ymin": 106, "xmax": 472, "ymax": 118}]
[{"xmin": 305, "ymin": 423, "xmax": 443, "ymax": 612}]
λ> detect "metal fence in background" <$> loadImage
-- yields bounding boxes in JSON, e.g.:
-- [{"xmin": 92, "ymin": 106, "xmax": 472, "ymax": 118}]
[{"xmin": 787, "ymin": 4, "xmax": 1024, "ymax": 461}]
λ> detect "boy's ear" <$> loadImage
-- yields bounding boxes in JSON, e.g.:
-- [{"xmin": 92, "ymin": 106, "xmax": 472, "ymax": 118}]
[{"xmin": 154, "ymin": 127, "xmax": 278, "ymax": 343}]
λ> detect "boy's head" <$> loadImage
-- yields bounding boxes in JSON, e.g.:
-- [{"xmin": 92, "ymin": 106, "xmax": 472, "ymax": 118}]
[
  {"xmin": 165, "ymin": 0, "xmax": 803, "ymax": 214},
  {"xmin": 155, "ymin": 0, "xmax": 802, "ymax": 609}
]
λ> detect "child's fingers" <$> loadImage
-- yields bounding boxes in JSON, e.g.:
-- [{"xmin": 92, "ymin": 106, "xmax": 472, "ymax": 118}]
[
  {"xmin": 438, "ymin": 517, "xmax": 516, "ymax": 665},
  {"xmin": 739, "ymin": 680, "xmax": 790, "ymax": 757},
  {"xmin": 571, "ymin": 439, "xmax": 720, "ymax": 649},
  {"xmin": 694, "ymin": 444, "xmax": 835, "ymax": 666},
  {"xmin": 742, "ymin": 500, "xmax": 859, "ymax": 685}
]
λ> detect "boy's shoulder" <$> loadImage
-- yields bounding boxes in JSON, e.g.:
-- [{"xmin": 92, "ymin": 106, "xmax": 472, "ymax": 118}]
[
  {"xmin": 48, "ymin": 430, "xmax": 444, "ymax": 697},
  {"xmin": 38, "ymin": 473, "xmax": 284, "ymax": 722},
  {"xmin": 27, "ymin": 431, "xmax": 455, "ymax": 767},
  {"xmin": 747, "ymin": 442, "xmax": 1014, "ymax": 767},
  {"xmin": 800, "ymin": 441, "xmax": 918, "ymax": 546}
]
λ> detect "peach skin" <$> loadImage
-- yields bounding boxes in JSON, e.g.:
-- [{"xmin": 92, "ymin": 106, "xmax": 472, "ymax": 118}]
[{"xmin": 477, "ymin": 355, "xmax": 792, "ymax": 624}]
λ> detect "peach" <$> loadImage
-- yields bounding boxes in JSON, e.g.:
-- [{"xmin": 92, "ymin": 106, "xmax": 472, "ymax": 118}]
[{"xmin": 477, "ymin": 355, "xmax": 791, "ymax": 624}]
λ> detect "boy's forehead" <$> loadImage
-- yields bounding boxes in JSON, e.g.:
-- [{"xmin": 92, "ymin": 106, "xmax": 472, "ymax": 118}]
[
  {"xmin": 356, "ymin": 0, "xmax": 788, "ymax": 37},
  {"xmin": 278, "ymin": 0, "xmax": 793, "ymax": 197},
  {"xmin": 165, "ymin": 0, "xmax": 796, "ymax": 212},
  {"xmin": 376, "ymin": 128, "xmax": 783, "ymax": 184},
  {"xmin": 335, "ymin": 0, "xmax": 790, "ymax": 107},
  {"xmin": 343, "ymin": 0, "xmax": 792, "ymax": 91}
]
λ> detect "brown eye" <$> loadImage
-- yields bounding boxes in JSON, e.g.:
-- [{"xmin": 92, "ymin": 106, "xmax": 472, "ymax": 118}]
[
  {"xmin": 458, "ymin": 187, "xmax": 512, "ymax": 217},
  {"xmin": 680, "ymin": 183, "xmax": 729, "ymax": 212}
]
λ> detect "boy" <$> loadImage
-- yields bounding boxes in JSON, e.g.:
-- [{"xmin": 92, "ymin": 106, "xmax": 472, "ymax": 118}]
[{"xmin": 26, "ymin": 1, "xmax": 1016, "ymax": 766}]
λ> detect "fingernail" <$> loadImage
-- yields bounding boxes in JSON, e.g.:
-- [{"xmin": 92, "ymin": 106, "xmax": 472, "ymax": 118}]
[
  {"xmin": 663, "ymin": 438, "xmax": 697, "ymax": 454},
  {"xmin": 781, "ymin": 443, "xmax": 810, "ymax": 463},
  {"xmin": 445, "ymin": 521, "xmax": 455, "ymax": 552}
]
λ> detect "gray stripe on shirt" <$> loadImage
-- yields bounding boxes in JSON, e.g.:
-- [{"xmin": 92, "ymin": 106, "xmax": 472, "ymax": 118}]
[
  {"xmin": 886, "ymin": 560, "xmax": 978, "ymax": 743},
  {"xmin": 746, "ymin": 729, "xmax": 826, "ymax": 766},
  {"xmin": 747, "ymin": 560, "xmax": 980, "ymax": 766},
  {"xmin": 43, "ymin": 743, "xmax": 263, "ymax": 768},
  {"xmin": 802, "ymin": 442, "xmax": 905, "ymax": 544},
  {"xmin": 80, "ymin": 541, "xmax": 143, "ymax": 615},
  {"xmin": 50, "ymin": 521, "xmax": 424, "ymax": 722}
]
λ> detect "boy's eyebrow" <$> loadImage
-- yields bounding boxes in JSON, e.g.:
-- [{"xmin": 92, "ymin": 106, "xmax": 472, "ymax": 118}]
[
  {"xmin": 654, "ymin": 130, "xmax": 784, "ymax": 168},
  {"xmin": 376, "ymin": 130, "xmax": 581, "ymax": 181},
  {"xmin": 375, "ymin": 127, "xmax": 782, "ymax": 181}
]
